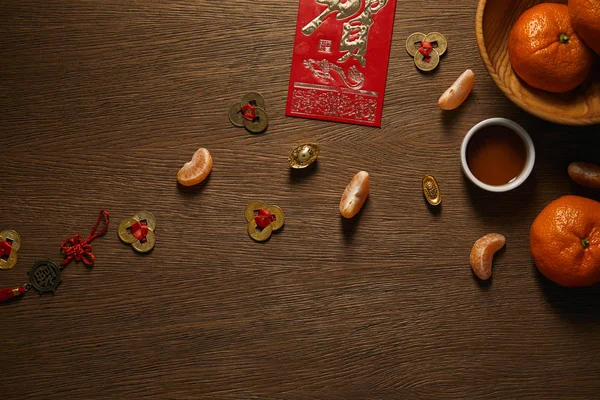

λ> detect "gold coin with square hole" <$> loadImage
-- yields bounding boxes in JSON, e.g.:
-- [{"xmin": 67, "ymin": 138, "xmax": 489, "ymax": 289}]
[
  {"xmin": 228, "ymin": 102, "xmax": 244, "ymax": 127},
  {"xmin": 406, "ymin": 32, "xmax": 426, "ymax": 57},
  {"xmin": 423, "ymin": 32, "xmax": 447, "ymax": 56},
  {"xmin": 243, "ymin": 107, "xmax": 269, "ymax": 134},
  {"xmin": 241, "ymin": 92, "xmax": 266, "ymax": 110}
]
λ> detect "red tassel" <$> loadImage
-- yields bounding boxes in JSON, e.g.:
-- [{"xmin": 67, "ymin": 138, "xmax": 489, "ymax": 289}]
[{"xmin": 0, "ymin": 287, "xmax": 25, "ymax": 303}]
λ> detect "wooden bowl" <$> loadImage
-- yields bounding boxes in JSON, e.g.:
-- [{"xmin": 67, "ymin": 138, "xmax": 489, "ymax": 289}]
[{"xmin": 476, "ymin": 0, "xmax": 600, "ymax": 126}]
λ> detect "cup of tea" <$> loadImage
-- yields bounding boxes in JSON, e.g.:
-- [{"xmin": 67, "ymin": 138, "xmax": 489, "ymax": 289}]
[{"xmin": 461, "ymin": 118, "xmax": 535, "ymax": 192}]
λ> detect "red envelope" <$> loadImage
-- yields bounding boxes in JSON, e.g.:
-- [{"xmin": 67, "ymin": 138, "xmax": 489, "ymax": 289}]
[{"xmin": 286, "ymin": 0, "xmax": 398, "ymax": 127}]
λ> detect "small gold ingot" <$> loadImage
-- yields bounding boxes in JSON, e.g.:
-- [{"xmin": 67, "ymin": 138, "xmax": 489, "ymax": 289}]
[
  {"xmin": 289, "ymin": 144, "xmax": 319, "ymax": 169},
  {"xmin": 118, "ymin": 212, "xmax": 157, "ymax": 253},
  {"xmin": 0, "ymin": 230, "xmax": 21, "ymax": 270},
  {"xmin": 245, "ymin": 201, "xmax": 284, "ymax": 242},
  {"xmin": 422, "ymin": 175, "xmax": 441, "ymax": 206}
]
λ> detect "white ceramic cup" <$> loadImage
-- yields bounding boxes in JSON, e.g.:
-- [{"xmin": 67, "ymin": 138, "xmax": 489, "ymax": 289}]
[{"xmin": 461, "ymin": 118, "xmax": 535, "ymax": 193}]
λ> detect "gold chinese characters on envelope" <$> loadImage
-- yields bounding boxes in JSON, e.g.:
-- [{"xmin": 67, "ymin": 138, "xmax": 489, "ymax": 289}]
[{"xmin": 286, "ymin": 0, "xmax": 398, "ymax": 127}]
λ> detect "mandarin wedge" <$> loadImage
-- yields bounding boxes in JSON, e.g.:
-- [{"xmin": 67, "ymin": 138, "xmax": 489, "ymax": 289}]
[
  {"xmin": 177, "ymin": 148, "xmax": 213, "ymax": 186},
  {"xmin": 470, "ymin": 233, "xmax": 506, "ymax": 280},
  {"xmin": 340, "ymin": 171, "xmax": 370, "ymax": 219},
  {"xmin": 568, "ymin": 162, "xmax": 600, "ymax": 189},
  {"xmin": 438, "ymin": 69, "xmax": 474, "ymax": 110}
]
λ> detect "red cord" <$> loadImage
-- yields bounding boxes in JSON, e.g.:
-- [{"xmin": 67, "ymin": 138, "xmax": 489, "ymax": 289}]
[
  {"xmin": 61, "ymin": 210, "xmax": 110, "ymax": 267},
  {"xmin": 0, "ymin": 240, "xmax": 12, "ymax": 259},
  {"xmin": 254, "ymin": 209, "xmax": 276, "ymax": 230},
  {"xmin": 130, "ymin": 221, "xmax": 149, "ymax": 243},
  {"xmin": 242, "ymin": 103, "xmax": 256, "ymax": 121},
  {"xmin": 418, "ymin": 41, "xmax": 433, "ymax": 63}
]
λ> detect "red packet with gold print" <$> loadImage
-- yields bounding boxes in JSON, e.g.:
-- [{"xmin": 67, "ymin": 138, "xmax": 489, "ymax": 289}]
[{"xmin": 286, "ymin": 0, "xmax": 397, "ymax": 127}]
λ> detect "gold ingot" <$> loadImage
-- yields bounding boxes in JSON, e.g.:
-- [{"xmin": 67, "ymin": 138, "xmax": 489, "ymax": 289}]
[
  {"xmin": 289, "ymin": 144, "xmax": 319, "ymax": 169},
  {"xmin": 118, "ymin": 212, "xmax": 157, "ymax": 253},
  {"xmin": 245, "ymin": 201, "xmax": 284, "ymax": 242},
  {"xmin": 0, "ymin": 230, "xmax": 21, "ymax": 270},
  {"xmin": 422, "ymin": 175, "xmax": 441, "ymax": 206}
]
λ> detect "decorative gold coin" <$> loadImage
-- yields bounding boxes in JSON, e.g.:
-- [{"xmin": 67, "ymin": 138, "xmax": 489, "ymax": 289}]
[
  {"xmin": 289, "ymin": 143, "xmax": 319, "ymax": 169},
  {"xmin": 132, "ymin": 230, "xmax": 156, "ymax": 253},
  {"xmin": 248, "ymin": 220, "xmax": 273, "ymax": 242},
  {"xmin": 241, "ymin": 92, "xmax": 266, "ymax": 110},
  {"xmin": 118, "ymin": 217, "xmax": 139, "ymax": 244},
  {"xmin": 414, "ymin": 48, "xmax": 440, "ymax": 72},
  {"xmin": 0, "ymin": 230, "xmax": 21, "ymax": 270},
  {"xmin": 245, "ymin": 200, "xmax": 268, "ymax": 222},
  {"xmin": 245, "ymin": 201, "xmax": 284, "ymax": 242},
  {"xmin": 423, "ymin": 32, "xmax": 448, "ymax": 56},
  {"xmin": 422, "ymin": 175, "xmax": 441, "ymax": 206},
  {"xmin": 406, "ymin": 32, "xmax": 426, "ymax": 57},
  {"xmin": 118, "ymin": 212, "xmax": 157, "ymax": 253},
  {"xmin": 135, "ymin": 212, "xmax": 157, "ymax": 231},
  {"xmin": 265, "ymin": 205, "xmax": 285, "ymax": 231},
  {"xmin": 243, "ymin": 107, "xmax": 269, "ymax": 134},
  {"xmin": 228, "ymin": 102, "xmax": 244, "ymax": 127}
]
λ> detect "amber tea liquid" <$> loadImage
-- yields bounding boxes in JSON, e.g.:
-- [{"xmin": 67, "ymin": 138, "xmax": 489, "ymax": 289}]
[{"xmin": 466, "ymin": 125, "xmax": 527, "ymax": 186}]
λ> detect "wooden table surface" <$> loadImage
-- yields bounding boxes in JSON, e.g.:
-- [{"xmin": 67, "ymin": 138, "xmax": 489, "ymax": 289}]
[{"xmin": 1, "ymin": 1, "xmax": 600, "ymax": 399}]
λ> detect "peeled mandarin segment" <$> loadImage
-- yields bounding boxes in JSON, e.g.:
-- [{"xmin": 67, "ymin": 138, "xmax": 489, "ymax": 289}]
[
  {"xmin": 339, "ymin": 171, "xmax": 370, "ymax": 219},
  {"xmin": 568, "ymin": 162, "xmax": 600, "ymax": 189},
  {"xmin": 177, "ymin": 148, "xmax": 213, "ymax": 186},
  {"xmin": 438, "ymin": 69, "xmax": 474, "ymax": 111},
  {"xmin": 470, "ymin": 233, "xmax": 506, "ymax": 280}
]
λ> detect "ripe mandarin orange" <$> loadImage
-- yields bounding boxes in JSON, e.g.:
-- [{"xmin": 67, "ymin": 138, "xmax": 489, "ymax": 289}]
[
  {"xmin": 569, "ymin": 0, "xmax": 600, "ymax": 55},
  {"xmin": 530, "ymin": 195, "xmax": 600, "ymax": 287},
  {"xmin": 508, "ymin": 3, "xmax": 595, "ymax": 93}
]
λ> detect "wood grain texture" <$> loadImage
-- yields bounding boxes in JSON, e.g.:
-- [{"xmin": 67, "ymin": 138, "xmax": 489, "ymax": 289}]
[
  {"xmin": 476, "ymin": 0, "xmax": 600, "ymax": 126},
  {"xmin": 1, "ymin": 1, "xmax": 600, "ymax": 399}
]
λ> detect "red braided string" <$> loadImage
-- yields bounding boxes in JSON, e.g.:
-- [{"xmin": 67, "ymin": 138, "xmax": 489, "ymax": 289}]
[
  {"xmin": 254, "ymin": 208, "xmax": 276, "ymax": 230},
  {"xmin": 242, "ymin": 103, "xmax": 256, "ymax": 121},
  {"xmin": 130, "ymin": 221, "xmax": 149, "ymax": 243},
  {"xmin": 0, "ymin": 241, "xmax": 12, "ymax": 259},
  {"xmin": 61, "ymin": 210, "xmax": 110, "ymax": 267},
  {"xmin": 418, "ymin": 41, "xmax": 434, "ymax": 63}
]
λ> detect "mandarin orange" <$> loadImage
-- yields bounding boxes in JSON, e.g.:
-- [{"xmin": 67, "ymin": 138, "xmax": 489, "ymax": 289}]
[
  {"xmin": 569, "ymin": 0, "xmax": 600, "ymax": 55},
  {"xmin": 509, "ymin": 3, "xmax": 594, "ymax": 93},
  {"xmin": 530, "ymin": 195, "xmax": 600, "ymax": 287}
]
